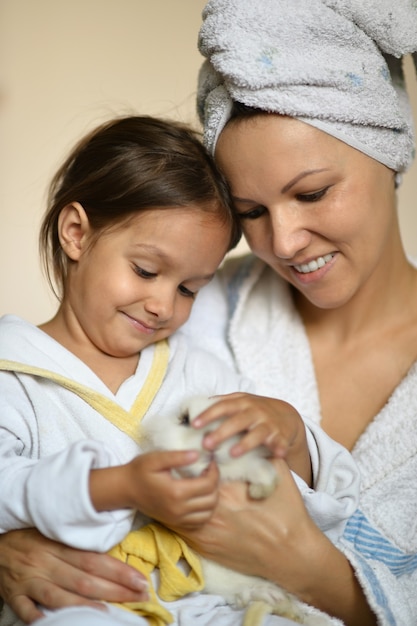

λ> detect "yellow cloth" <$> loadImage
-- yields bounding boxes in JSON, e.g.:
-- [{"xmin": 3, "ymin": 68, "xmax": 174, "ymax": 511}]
[{"xmin": 108, "ymin": 523, "xmax": 204, "ymax": 626}]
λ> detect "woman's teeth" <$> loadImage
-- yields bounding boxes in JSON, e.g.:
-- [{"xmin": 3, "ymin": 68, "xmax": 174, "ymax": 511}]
[{"xmin": 294, "ymin": 253, "xmax": 334, "ymax": 274}]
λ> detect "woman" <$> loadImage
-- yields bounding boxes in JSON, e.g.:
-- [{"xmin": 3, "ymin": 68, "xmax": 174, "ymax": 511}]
[{"xmin": 1, "ymin": 1, "xmax": 417, "ymax": 625}]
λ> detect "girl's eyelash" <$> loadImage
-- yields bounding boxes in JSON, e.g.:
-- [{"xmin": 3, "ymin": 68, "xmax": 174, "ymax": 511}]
[
  {"xmin": 179, "ymin": 285, "xmax": 196, "ymax": 298},
  {"xmin": 134, "ymin": 266, "xmax": 155, "ymax": 279},
  {"xmin": 133, "ymin": 265, "xmax": 196, "ymax": 298}
]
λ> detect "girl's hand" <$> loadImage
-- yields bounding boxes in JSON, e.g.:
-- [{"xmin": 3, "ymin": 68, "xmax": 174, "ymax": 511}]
[
  {"xmin": 0, "ymin": 528, "xmax": 149, "ymax": 624},
  {"xmin": 90, "ymin": 450, "xmax": 220, "ymax": 530},
  {"xmin": 192, "ymin": 392, "xmax": 311, "ymax": 484}
]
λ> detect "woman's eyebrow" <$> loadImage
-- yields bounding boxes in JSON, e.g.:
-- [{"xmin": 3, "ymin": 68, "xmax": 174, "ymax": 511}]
[
  {"xmin": 281, "ymin": 169, "xmax": 329, "ymax": 193},
  {"xmin": 232, "ymin": 168, "xmax": 331, "ymax": 203}
]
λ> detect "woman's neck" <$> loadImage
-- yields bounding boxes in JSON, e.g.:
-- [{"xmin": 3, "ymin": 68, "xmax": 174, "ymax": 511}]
[
  {"xmin": 293, "ymin": 252, "xmax": 417, "ymax": 449},
  {"xmin": 294, "ymin": 247, "xmax": 417, "ymax": 343}
]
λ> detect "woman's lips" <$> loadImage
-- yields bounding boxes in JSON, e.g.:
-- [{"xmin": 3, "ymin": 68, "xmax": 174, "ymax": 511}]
[{"xmin": 293, "ymin": 253, "xmax": 335, "ymax": 274}]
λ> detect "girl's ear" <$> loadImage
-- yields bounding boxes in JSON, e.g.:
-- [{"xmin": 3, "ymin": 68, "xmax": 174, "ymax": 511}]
[{"xmin": 58, "ymin": 202, "xmax": 91, "ymax": 260}]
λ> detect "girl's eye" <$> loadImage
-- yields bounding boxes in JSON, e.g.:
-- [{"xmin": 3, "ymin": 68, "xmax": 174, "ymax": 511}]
[
  {"xmin": 178, "ymin": 284, "xmax": 196, "ymax": 298},
  {"xmin": 134, "ymin": 266, "xmax": 156, "ymax": 279},
  {"xmin": 238, "ymin": 205, "xmax": 267, "ymax": 220},
  {"xmin": 296, "ymin": 187, "xmax": 329, "ymax": 203}
]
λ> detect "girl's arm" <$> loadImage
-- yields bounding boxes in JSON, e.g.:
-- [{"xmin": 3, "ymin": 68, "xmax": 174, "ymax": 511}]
[
  {"xmin": 0, "ymin": 435, "xmax": 136, "ymax": 551},
  {"xmin": 0, "ymin": 379, "xmax": 136, "ymax": 552}
]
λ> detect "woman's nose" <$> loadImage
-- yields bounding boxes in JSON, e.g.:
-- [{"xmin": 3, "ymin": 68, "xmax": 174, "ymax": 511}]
[{"xmin": 269, "ymin": 205, "xmax": 311, "ymax": 259}]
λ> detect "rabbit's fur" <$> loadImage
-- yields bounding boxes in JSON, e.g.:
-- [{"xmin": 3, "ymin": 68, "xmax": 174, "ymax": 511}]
[{"xmin": 142, "ymin": 396, "xmax": 335, "ymax": 626}]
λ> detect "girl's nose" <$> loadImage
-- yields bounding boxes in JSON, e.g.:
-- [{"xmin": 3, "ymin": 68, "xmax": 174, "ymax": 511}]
[
  {"xmin": 269, "ymin": 205, "xmax": 311, "ymax": 259},
  {"xmin": 144, "ymin": 289, "xmax": 175, "ymax": 321}
]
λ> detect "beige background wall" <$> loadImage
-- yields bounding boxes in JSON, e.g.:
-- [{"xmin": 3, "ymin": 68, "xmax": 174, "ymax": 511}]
[{"xmin": 1, "ymin": 1, "xmax": 417, "ymax": 325}]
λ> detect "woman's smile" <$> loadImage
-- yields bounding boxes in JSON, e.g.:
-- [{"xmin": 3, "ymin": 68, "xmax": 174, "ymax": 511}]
[{"xmin": 292, "ymin": 253, "xmax": 335, "ymax": 275}]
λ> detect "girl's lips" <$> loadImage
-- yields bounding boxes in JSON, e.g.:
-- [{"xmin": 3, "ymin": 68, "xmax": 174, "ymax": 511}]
[{"xmin": 123, "ymin": 312, "xmax": 156, "ymax": 335}]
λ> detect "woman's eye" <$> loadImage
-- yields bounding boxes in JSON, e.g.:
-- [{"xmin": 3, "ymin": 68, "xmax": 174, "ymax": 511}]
[
  {"xmin": 178, "ymin": 284, "xmax": 196, "ymax": 298},
  {"xmin": 238, "ymin": 205, "xmax": 267, "ymax": 220},
  {"xmin": 296, "ymin": 187, "xmax": 329, "ymax": 202},
  {"xmin": 134, "ymin": 266, "xmax": 156, "ymax": 279}
]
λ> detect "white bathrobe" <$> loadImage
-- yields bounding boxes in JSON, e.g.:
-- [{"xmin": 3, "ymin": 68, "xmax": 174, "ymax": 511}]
[
  {"xmin": 183, "ymin": 254, "xmax": 417, "ymax": 626},
  {"xmin": 0, "ymin": 313, "xmax": 359, "ymax": 626}
]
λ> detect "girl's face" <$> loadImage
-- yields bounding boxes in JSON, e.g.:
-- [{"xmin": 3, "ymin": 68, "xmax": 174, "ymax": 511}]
[
  {"xmin": 215, "ymin": 114, "xmax": 398, "ymax": 310},
  {"xmin": 62, "ymin": 206, "xmax": 230, "ymax": 359}
]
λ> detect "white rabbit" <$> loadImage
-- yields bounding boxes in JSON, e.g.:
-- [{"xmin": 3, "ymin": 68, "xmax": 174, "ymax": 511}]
[{"xmin": 142, "ymin": 396, "xmax": 336, "ymax": 626}]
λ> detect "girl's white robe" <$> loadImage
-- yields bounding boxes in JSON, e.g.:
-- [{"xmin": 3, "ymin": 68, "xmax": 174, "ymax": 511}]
[
  {"xmin": 0, "ymin": 315, "xmax": 254, "ymax": 550},
  {"xmin": 0, "ymin": 312, "xmax": 359, "ymax": 626}
]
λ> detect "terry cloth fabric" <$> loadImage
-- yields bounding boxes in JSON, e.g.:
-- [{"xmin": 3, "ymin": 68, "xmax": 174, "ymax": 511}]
[
  {"xmin": 0, "ymin": 349, "xmax": 205, "ymax": 626},
  {"xmin": 197, "ymin": 0, "xmax": 417, "ymax": 172},
  {"xmin": 182, "ymin": 253, "xmax": 417, "ymax": 625},
  {"xmin": 0, "ymin": 340, "xmax": 170, "ymax": 445},
  {"xmin": 109, "ymin": 523, "xmax": 204, "ymax": 626},
  {"xmin": 0, "ymin": 314, "xmax": 255, "ymax": 557}
]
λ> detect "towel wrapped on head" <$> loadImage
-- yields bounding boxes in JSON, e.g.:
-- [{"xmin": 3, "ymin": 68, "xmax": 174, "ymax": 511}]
[{"xmin": 197, "ymin": 0, "xmax": 417, "ymax": 173}]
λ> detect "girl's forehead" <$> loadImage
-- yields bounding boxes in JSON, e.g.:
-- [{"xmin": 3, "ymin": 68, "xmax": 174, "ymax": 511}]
[
  {"xmin": 97, "ymin": 204, "xmax": 236, "ymax": 254},
  {"xmin": 109, "ymin": 206, "xmax": 230, "ymax": 243}
]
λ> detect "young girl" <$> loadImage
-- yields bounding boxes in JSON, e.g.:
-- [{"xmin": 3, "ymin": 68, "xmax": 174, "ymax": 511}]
[{"xmin": 0, "ymin": 116, "xmax": 358, "ymax": 626}]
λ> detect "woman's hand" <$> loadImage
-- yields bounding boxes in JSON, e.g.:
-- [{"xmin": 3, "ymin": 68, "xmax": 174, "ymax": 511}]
[
  {"xmin": 0, "ymin": 528, "xmax": 149, "ymax": 624},
  {"xmin": 172, "ymin": 459, "xmax": 314, "ymax": 581},
  {"xmin": 172, "ymin": 459, "xmax": 377, "ymax": 626}
]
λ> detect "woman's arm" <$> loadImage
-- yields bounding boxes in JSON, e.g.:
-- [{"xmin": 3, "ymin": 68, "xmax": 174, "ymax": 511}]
[
  {"xmin": 0, "ymin": 529, "xmax": 149, "ymax": 624},
  {"xmin": 174, "ymin": 459, "xmax": 377, "ymax": 626}
]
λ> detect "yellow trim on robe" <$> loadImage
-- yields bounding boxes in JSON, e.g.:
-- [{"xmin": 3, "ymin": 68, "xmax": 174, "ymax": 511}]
[{"xmin": 0, "ymin": 339, "xmax": 170, "ymax": 444}]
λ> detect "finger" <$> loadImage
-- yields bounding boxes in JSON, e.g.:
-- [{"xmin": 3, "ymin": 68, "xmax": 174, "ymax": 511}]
[
  {"xmin": 170, "ymin": 463, "xmax": 220, "ymax": 500},
  {"xmin": 24, "ymin": 573, "xmax": 148, "ymax": 608},
  {"xmin": 54, "ymin": 553, "xmax": 149, "ymax": 599},
  {"xmin": 8, "ymin": 595, "xmax": 45, "ymax": 625},
  {"xmin": 202, "ymin": 409, "xmax": 259, "ymax": 449},
  {"xmin": 19, "ymin": 581, "xmax": 110, "ymax": 611},
  {"xmin": 229, "ymin": 424, "xmax": 273, "ymax": 456},
  {"xmin": 233, "ymin": 422, "xmax": 292, "ymax": 456},
  {"xmin": 264, "ymin": 431, "xmax": 291, "ymax": 458},
  {"xmin": 192, "ymin": 393, "xmax": 248, "ymax": 427},
  {"xmin": 169, "ymin": 492, "xmax": 219, "ymax": 528},
  {"xmin": 149, "ymin": 449, "xmax": 200, "ymax": 471}
]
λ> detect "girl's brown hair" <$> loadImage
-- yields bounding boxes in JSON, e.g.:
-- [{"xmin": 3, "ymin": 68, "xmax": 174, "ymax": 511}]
[{"xmin": 40, "ymin": 115, "xmax": 241, "ymax": 298}]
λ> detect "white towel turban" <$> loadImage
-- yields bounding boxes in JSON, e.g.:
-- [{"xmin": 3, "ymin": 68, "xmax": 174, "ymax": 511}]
[{"xmin": 197, "ymin": 0, "xmax": 417, "ymax": 172}]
